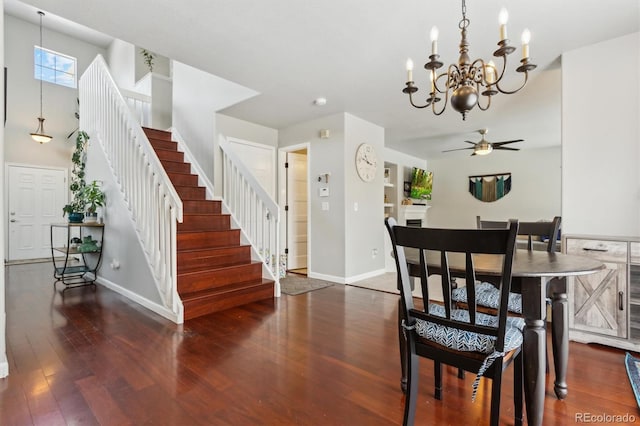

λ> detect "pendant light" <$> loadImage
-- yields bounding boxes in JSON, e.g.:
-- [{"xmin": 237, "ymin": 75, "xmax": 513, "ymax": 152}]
[{"xmin": 30, "ymin": 11, "xmax": 52, "ymax": 144}]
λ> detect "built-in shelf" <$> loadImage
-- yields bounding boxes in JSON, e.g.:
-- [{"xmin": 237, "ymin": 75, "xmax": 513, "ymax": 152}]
[
  {"xmin": 384, "ymin": 182, "xmax": 394, "ymax": 188},
  {"xmin": 384, "ymin": 203, "xmax": 394, "ymax": 208}
]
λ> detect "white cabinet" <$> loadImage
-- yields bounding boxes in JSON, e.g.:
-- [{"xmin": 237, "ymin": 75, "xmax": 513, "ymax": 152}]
[{"xmin": 565, "ymin": 235, "xmax": 640, "ymax": 349}]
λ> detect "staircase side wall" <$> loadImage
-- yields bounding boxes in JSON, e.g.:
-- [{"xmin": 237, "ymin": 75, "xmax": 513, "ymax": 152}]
[{"xmin": 84, "ymin": 134, "xmax": 166, "ymax": 307}]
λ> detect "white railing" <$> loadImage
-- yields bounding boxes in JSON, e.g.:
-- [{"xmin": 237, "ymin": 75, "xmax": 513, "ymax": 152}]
[
  {"xmin": 120, "ymin": 88, "xmax": 151, "ymax": 127},
  {"xmin": 219, "ymin": 135, "xmax": 281, "ymax": 291},
  {"xmin": 80, "ymin": 54, "xmax": 184, "ymax": 319}
]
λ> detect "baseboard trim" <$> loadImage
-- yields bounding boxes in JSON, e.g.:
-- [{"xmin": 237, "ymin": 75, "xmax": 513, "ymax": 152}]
[
  {"xmin": 345, "ymin": 269, "xmax": 387, "ymax": 284},
  {"xmin": 95, "ymin": 276, "xmax": 182, "ymax": 324},
  {"xmin": 307, "ymin": 272, "xmax": 345, "ymax": 284},
  {"xmin": 0, "ymin": 353, "xmax": 8, "ymax": 378}
]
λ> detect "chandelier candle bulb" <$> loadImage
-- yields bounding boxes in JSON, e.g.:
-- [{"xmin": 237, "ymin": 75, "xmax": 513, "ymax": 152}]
[
  {"xmin": 430, "ymin": 26, "xmax": 439, "ymax": 55},
  {"xmin": 498, "ymin": 8, "xmax": 509, "ymax": 41},
  {"xmin": 485, "ymin": 61, "xmax": 496, "ymax": 84},
  {"xmin": 521, "ymin": 29, "xmax": 531, "ymax": 59},
  {"xmin": 406, "ymin": 58, "xmax": 414, "ymax": 82}
]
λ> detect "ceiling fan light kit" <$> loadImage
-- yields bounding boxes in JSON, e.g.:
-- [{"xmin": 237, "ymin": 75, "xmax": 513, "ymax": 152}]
[
  {"xmin": 403, "ymin": 0, "xmax": 536, "ymax": 120},
  {"xmin": 442, "ymin": 128, "xmax": 523, "ymax": 156}
]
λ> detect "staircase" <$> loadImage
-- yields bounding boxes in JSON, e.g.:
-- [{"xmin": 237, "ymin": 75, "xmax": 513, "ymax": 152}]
[{"xmin": 143, "ymin": 127, "xmax": 274, "ymax": 320}]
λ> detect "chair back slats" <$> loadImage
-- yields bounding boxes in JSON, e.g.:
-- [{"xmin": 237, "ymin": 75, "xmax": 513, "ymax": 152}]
[
  {"xmin": 477, "ymin": 215, "xmax": 561, "ymax": 253},
  {"xmin": 387, "ymin": 218, "xmax": 518, "ymax": 352},
  {"xmin": 419, "ymin": 249, "xmax": 430, "ymax": 306}
]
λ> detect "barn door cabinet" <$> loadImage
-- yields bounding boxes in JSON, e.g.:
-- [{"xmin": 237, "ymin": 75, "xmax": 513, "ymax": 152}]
[{"xmin": 564, "ymin": 235, "xmax": 640, "ymax": 350}]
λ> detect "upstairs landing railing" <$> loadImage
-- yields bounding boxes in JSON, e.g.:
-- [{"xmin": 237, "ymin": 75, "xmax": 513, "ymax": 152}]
[{"xmin": 219, "ymin": 135, "xmax": 281, "ymax": 291}]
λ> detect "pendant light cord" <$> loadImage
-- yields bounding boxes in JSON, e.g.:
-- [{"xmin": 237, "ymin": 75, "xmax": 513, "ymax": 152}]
[{"xmin": 38, "ymin": 11, "xmax": 44, "ymax": 118}]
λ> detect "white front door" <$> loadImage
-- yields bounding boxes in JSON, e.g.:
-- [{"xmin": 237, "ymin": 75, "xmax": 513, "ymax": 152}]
[
  {"xmin": 8, "ymin": 165, "xmax": 67, "ymax": 260},
  {"xmin": 287, "ymin": 151, "xmax": 308, "ymax": 270}
]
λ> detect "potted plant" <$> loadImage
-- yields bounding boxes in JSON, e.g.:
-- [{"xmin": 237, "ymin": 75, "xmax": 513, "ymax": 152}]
[
  {"xmin": 140, "ymin": 48, "xmax": 155, "ymax": 72},
  {"xmin": 82, "ymin": 180, "xmax": 106, "ymax": 222},
  {"xmin": 63, "ymin": 131, "xmax": 89, "ymax": 223}
]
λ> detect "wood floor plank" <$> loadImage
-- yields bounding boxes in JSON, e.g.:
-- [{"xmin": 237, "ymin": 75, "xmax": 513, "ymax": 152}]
[{"xmin": 2, "ymin": 262, "xmax": 640, "ymax": 425}]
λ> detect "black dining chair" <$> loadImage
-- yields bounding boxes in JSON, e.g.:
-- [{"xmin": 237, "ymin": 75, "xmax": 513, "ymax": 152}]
[{"xmin": 386, "ymin": 217, "xmax": 523, "ymax": 426}]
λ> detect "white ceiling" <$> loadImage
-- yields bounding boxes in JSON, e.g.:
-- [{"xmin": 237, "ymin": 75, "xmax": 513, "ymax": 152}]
[{"xmin": 6, "ymin": 0, "xmax": 639, "ymax": 159}]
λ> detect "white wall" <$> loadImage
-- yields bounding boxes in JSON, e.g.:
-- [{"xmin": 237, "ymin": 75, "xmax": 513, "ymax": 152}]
[
  {"xmin": 280, "ymin": 113, "xmax": 346, "ymax": 280},
  {"xmin": 0, "ymin": 0, "xmax": 8, "ymax": 379},
  {"xmin": 106, "ymin": 39, "xmax": 135, "ymax": 90},
  {"xmin": 172, "ymin": 61, "xmax": 258, "ymax": 186},
  {"xmin": 279, "ymin": 113, "xmax": 387, "ymax": 282},
  {"xmin": 344, "ymin": 113, "xmax": 385, "ymax": 280},
  {"xmin": 134, "ymin": 47, "xmax": 170, "ymax": 82},
  {"xmin": 83, "ymin": 132, "xmax": 167, "ymax": 308},
  {"xmin": 427, "ymin": 146, "xmax": 561, "ymax": 228},
  {"xmin": 562, "ymin": 32, "xmax": 640, "ymax": 237},
  {"xmin": 216, "ymin": 113, "xmax": 278, "ymax": 148},
  {"xmin": 4, "ymin": 14, "xmax": 106, "ymax": 169}
]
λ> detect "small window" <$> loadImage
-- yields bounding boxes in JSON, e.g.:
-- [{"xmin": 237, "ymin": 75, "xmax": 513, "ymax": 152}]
[{"xmin": 34, "ymin": 46, "xmax": 77, "ymax": 88}]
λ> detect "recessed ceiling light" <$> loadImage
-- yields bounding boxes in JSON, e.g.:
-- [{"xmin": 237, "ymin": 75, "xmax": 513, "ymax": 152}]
[{"xmin": 313, "ymin": 97, "xmax": 327, "ymax": 106}]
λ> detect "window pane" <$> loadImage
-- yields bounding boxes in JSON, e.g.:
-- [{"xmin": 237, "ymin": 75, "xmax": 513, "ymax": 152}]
[
  {"xmin": 56, "ymin": 55, "xmax": 75, "ymax": 74},
  {"xmin": 56, "ymin": 72, "xmax": 76, "ymax": 88},
  {"xmin": 40, "ymin": 67, "xmax": 56, "ymax": 84},
  {"xmin": 33, "ymin": 46, "xmax": 77, "ymax": 89}
]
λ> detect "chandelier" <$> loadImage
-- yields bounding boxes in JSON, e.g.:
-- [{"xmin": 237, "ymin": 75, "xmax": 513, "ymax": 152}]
[
  {"xmin": 30, "ymin": 11, "xmax": 52, "ymax": 144},
  {"xmin": 402, "ymin": 0, "xmax": 536, "ymax": 120}
]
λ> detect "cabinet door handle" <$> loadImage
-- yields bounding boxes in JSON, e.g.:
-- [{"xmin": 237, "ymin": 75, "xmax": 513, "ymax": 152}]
[
  {"xmin": 619, "ymin": 291, "xmax": 624, "ymax": 311},
  {"xmin": 583, "ymin": 247, "xmax": 608, "ymax": 252}
]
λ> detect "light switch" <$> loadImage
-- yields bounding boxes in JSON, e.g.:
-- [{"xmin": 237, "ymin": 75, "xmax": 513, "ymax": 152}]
[
  {"xmin": 354, "ymin": 202, "xmax": 358, "ymax": 211},
  {"xmin": 322, "ymin": 202, "xmax": 329, "ymax": 211},
  {"xmin": 319, "ymin": 187, "xmax": 330, "ymax": 197}
]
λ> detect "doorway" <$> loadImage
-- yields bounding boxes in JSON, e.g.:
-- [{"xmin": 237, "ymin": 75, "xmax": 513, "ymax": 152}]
[
  {"xmin": 6, "ymin": 164, "xmax": 67, "ymax": 261},
  {"xmin": 279, "ymin": 145, "xmax": 309, "ymax": 276}
]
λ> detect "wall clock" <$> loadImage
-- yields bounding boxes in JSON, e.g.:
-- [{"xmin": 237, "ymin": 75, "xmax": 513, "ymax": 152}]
[{"xmin": 355, "ymin": 143, "xmax": 377, "ymax": 182}]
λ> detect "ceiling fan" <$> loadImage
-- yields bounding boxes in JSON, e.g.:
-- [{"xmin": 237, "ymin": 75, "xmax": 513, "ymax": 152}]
[{"xmin": 442, "ymin": 129, "xmax": 523, "ymax": 156}]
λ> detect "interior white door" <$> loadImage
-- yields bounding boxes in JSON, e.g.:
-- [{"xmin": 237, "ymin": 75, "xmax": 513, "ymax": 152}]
[
  {"xmin": 287, "ymin": 152, "xmax": 308, "ymax": 270},
  {"xmin": 8, "ymin": 165, "xmax": 67, "ymax": 260}
]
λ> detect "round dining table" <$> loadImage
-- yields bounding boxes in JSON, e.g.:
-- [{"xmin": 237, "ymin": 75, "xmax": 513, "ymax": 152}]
[{"xmin": 402, "ymin": 248, "xmax": 604, "ymax": 426}]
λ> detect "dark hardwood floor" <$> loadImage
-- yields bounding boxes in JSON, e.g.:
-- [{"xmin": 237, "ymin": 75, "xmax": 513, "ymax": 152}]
[{"xmin": 1, "ymin": 262, "xmax": 638, "ymax": 425}]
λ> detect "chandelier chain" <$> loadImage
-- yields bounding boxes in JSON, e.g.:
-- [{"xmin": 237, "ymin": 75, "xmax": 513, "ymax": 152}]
[
  {"xmin": 459, "ymin": 0, "xmax": 469, "ymax": 30},
  {"xmin": 38, "ymin": 11, "xmax": 43, "ymax": 118}
]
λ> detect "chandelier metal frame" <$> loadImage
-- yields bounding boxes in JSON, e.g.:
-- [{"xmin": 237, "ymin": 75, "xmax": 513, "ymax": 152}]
[{"xmin": 403, "ymin": 0, "xmax": 536, "ymax": 120}]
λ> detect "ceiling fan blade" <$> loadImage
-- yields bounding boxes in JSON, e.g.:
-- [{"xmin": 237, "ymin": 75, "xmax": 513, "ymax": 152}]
[
  {"xmin": 493, "ymin": 146, "xmax": 520, "ymax": 151},
  {"xmin": 491, "ymin": 139, "xmax": 524, "ymax": 147},
  {"xmin": 463, "ymin": 140, "xmax": 477, "ymax": 145},
  {"xmin": 442, "ymin": 147, "xmax": 475, "ymax": 153}
]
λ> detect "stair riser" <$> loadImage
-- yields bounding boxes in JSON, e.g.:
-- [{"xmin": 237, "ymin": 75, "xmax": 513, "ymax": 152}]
[
  {"xmin": 176, "ymin": 186, "xmax": 206, "ymax": 200},
  {"xmin": 149, "ymin": 138, "xmax": 178, "ymax": 151},
  {"xmin": 183, "ymin": 200, "xmax": 221, "ymax": 214},
  {"xmin": 168, "ymin": 173, "xmax": 199, "ymax": 186},
  {"xmin": 143, "ymin": 128, "xmax": 172, "ymax": 141},
  {"xmin": 161, "ymin": 161, "xmax": 191, "ymax": 174},
  {"xmin": 178, "ymin": 215, "xmax": 230, "ymax": 232},
  {"xmin": 178, "ymin": 263, "xmax": 263, "ymax": 293},
  {"xmin": 155, "ymin": 150, "xmax": 184, "ymax": 162},
  {"xmin": 177, "ymin": 230, "xmax": 240, "ymax": 250},
  {"xmin": 178, "ymin": 246, "xmax": 251, "ymax": 272},
  {"xmin": 182, "ymin": 283, "xmax": 274, "ymax": 320}
]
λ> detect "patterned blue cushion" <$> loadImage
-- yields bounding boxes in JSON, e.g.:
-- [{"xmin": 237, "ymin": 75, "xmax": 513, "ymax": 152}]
[
  {"xmin": 451, "ymin": 282, "xmax": 523, "ymax": 314},
  {"xmin": 413, "ymin": 304, "xmax": 524, "ymax": 400}
]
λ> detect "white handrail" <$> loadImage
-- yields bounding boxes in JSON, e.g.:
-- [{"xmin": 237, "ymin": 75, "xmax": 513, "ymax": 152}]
[
  {"xmin": 79, "ymin": 54, "xmax": 184, "ymax": 319},
  {"xmin": 219, "ymin": 135, "xmax": 281, "ymax": 289}
]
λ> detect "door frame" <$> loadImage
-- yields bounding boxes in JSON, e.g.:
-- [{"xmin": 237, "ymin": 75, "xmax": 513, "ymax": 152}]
[
  {"xmin": 278, "ymin": 143, "xmax": 311, "ymax": 275},
  {"xmin": 5, "ymin": 162, "xmax": 69, "ymax": 261}
]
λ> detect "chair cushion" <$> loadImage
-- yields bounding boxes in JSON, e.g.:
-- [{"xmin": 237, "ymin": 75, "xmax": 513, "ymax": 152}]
[
  {"xmin": 413, "ymin": 304, "xmax": 524, "ymax": 400},
  {"xmin": 416, "ymin": 304, "xmax": 524, "ymax": 354},
  {"xmin": 451, "ymin": 282, "xmax": 523, "ymax": 314}
]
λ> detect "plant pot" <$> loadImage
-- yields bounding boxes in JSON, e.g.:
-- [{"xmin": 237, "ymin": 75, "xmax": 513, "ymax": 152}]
[
  {"xmin": 84, "ymin": 212, "xmax": 98, "ymax": 223},
  {"xmin": 67, "ymin": 212, "xmax": 84, "ymax": 223}
]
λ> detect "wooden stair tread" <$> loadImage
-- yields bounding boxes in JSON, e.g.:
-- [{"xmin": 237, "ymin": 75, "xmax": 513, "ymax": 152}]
[
  {"xmin": 177, "ymin": 261, "xmax": 262, "ymax": 278},
  {"xmin": 180, "ymin": 278, "xmax": 273, "ymax": 299},
  {"xmin": 142, "ymin": 127, "xmax": 273, "ymax": 319}
]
